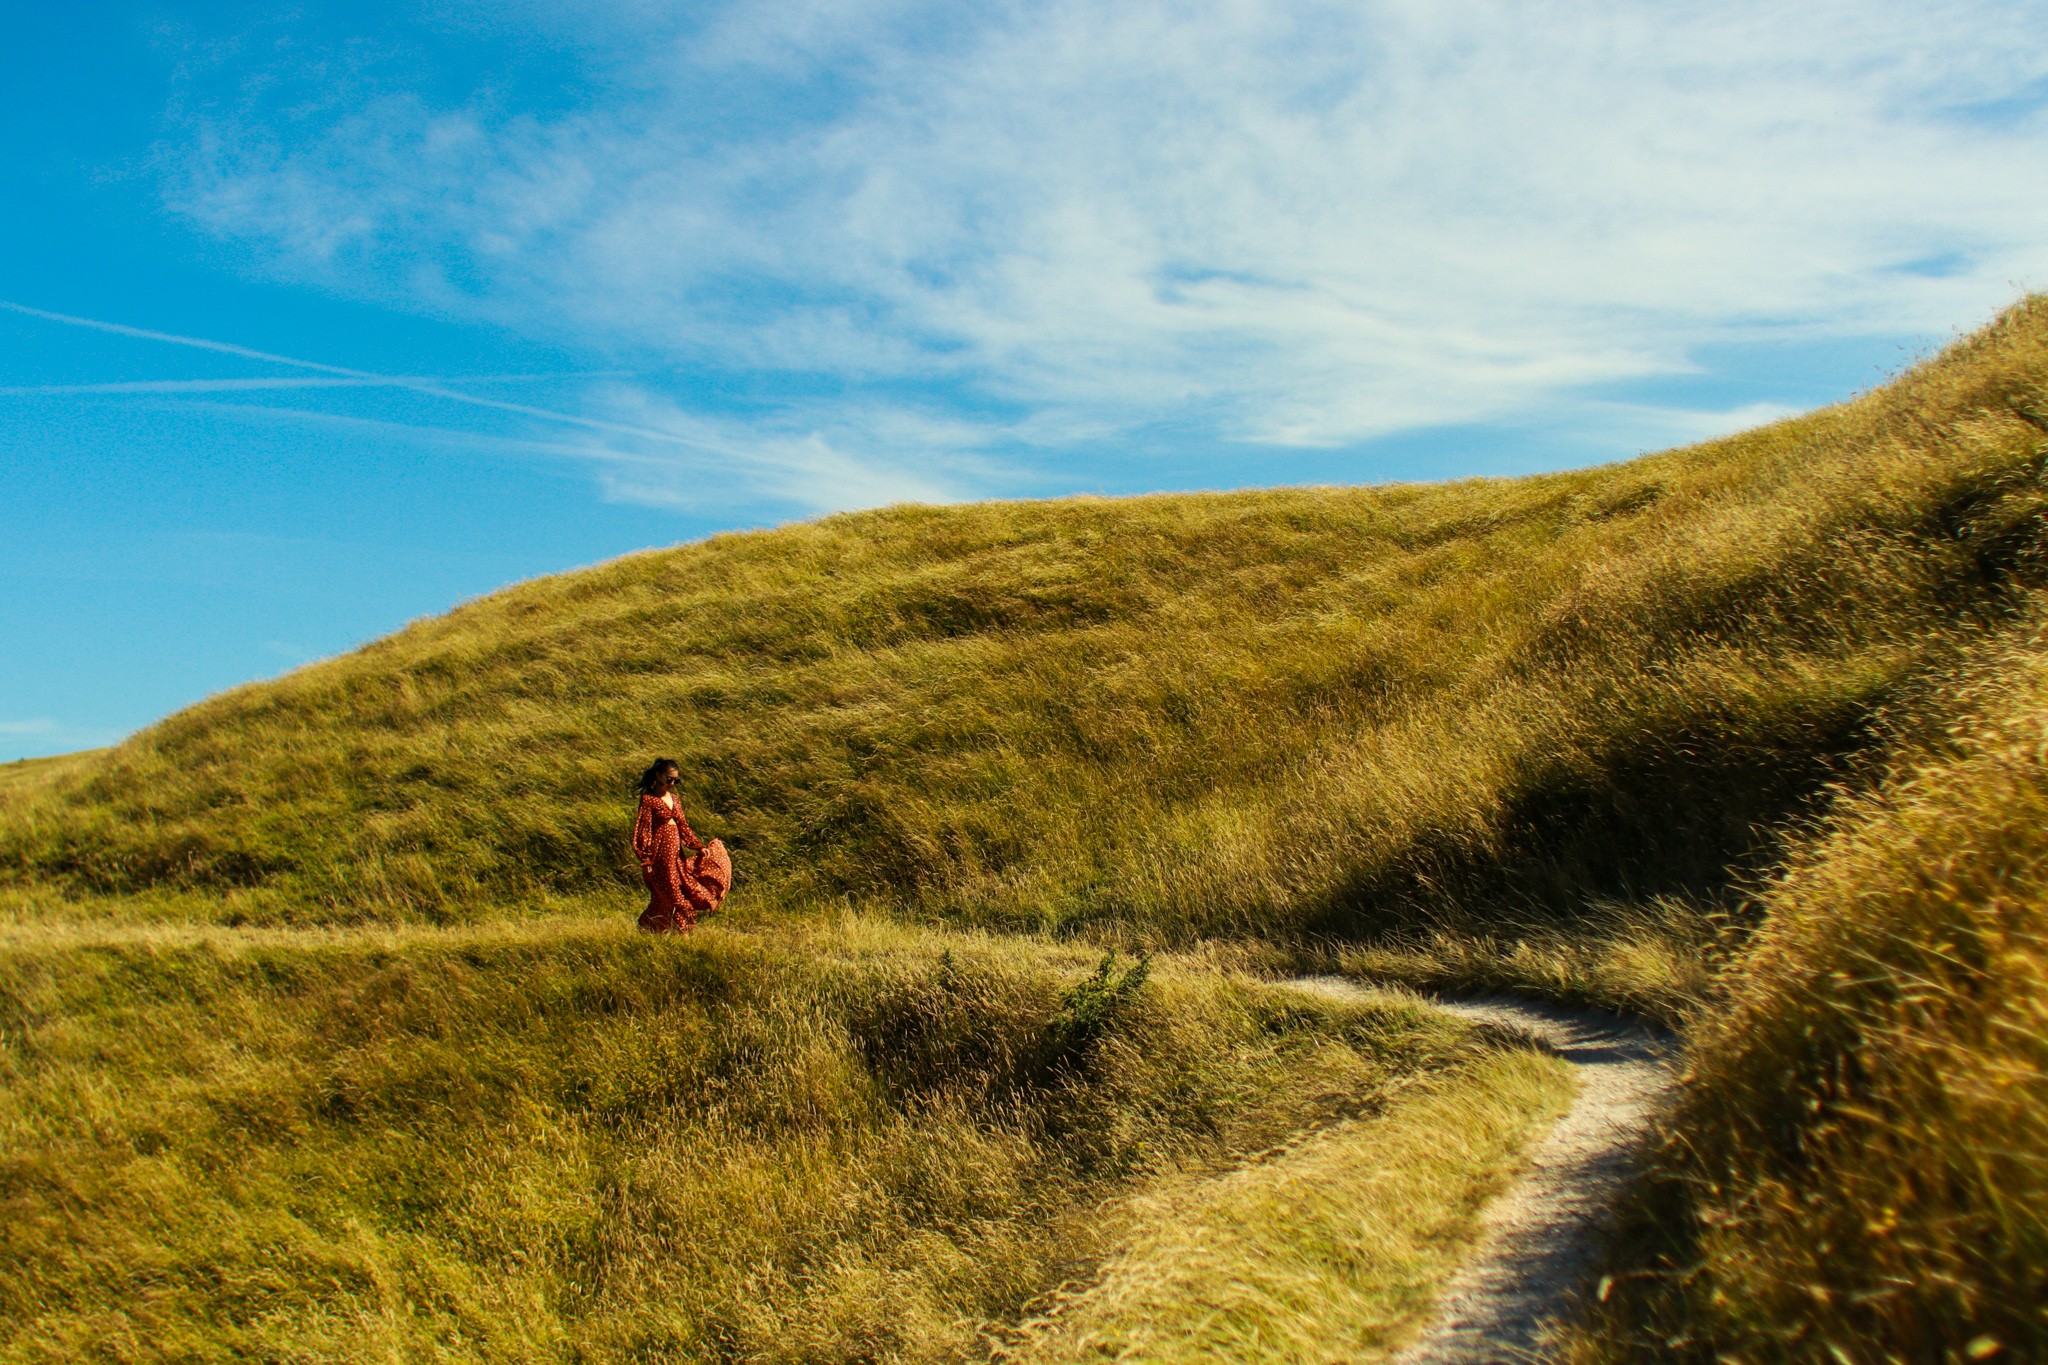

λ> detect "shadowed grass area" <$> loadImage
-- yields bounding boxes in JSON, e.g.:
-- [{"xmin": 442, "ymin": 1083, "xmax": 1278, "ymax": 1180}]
[{"xmin": 1565, "ymin": 626, "xmax": 2048, "ymax": 1365}]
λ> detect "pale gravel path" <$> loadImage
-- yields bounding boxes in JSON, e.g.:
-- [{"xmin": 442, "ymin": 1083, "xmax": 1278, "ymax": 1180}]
[{"xmin": 1293, "ymin": 980, "xmax": 1679, "ymax": 1365}]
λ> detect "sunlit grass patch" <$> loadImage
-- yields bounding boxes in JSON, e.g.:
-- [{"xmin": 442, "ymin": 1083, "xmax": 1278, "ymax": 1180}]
[
  {"xmin": 1315, "ymin": 897, "xmax": 1735, "ymax": 1028},
  {"xmin": 1000, "ymin": 1045, "xmax": 1575, "ymax": 1364},
  {"xmin": 0, "ymin": 916, "xmax": 1489, "ymax": 1363}
]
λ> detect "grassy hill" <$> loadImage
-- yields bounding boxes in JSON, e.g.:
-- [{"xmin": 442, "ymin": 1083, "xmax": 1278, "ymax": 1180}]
[
  {"xmin": 4, "ymin": 299, "xmax": 2048, "ymax": 1361},
  {"xmin": 10, "ymin": 302, "xmax": 2048, "ymax": 948}
]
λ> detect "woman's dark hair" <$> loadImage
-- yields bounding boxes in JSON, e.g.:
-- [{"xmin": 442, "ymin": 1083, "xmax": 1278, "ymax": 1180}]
[{"xmin": 638, "ymin": 758, "xmax": 680, "ymax": 795}]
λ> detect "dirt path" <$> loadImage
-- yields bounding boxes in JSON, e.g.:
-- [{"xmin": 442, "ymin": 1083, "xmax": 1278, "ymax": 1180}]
[{"xmin": 1296, "ymin": 980, "xmax": 1679, "ymax": 1364}]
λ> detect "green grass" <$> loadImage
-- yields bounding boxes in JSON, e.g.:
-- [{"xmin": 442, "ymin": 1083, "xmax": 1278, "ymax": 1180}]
[{"xmin": 6, "ymin": 299, "xmax": 2048, "ymax": 1360}]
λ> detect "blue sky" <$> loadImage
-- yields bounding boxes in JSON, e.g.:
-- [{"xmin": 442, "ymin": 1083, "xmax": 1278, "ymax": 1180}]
[{"xmin": 6, "ymin": 1, "xmax": 2048, "ymax": 761}]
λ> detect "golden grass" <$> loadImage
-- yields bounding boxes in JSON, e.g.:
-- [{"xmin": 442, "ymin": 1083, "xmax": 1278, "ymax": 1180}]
[
  {"xmin": 6, "ymin": 301, "xmax": 2048, "ymax": 1360},
  {"xmin": 1000, "ymin": 1046, "xmax": 1575, "ymax": 1364},
  {"xmin": 1305, "ymin": 896, "xmax": 1729, "ymax": 1030},
  {"xmin": 0, "ymin": 912, "xmax": 1537, "ymax": 1363},
  {"xmin": 1566, "ymin": 626, "xmax": 2048, "ymax": 1363}
]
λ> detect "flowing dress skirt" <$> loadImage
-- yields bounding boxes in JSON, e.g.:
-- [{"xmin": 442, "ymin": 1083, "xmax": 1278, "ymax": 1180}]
[{"xmin": 638, "ymin": 821, "xmax": 732, "ymax": 933}]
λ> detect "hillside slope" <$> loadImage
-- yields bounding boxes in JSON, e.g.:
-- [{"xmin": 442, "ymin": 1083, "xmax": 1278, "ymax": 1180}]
[
  {"xmin": 5, "ymin": 301, "xmax": 2048, "ymax": 1364},
  {"xmin": 5, "ymin": 915, "xmax": 1565, "ymax": 1363},
  {"xmin": 6, "ymin": 299, "xmax": 2048, "ymax": 949}
]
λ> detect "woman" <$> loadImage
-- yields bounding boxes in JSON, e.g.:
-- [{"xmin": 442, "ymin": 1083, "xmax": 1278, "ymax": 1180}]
[{"xmin": 631, "ymin": 758, "xmax": 732, "ymax": 932}]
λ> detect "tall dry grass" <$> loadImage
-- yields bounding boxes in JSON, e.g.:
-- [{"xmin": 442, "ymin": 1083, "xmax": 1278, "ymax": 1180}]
[
  {"xmin": 0, "ymin": 914, "xmax": 1519, "ymax": 1363},
  {"xmin": 3, "ymin": 299, "xmax": 2045, "ymax": 955},
  {"xmin": 1567, "ymin": 625, "xmax": 2048, "ymax": 1363},
  {"xmin": 1000, "ymin": 1043, "xmax": 1574, "ymax": 1363}
]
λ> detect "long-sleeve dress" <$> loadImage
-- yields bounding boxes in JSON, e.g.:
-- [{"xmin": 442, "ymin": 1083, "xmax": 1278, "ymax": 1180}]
[{"xmin": 631, "ymin": 793, "xmax": 732, "ymax": 932}]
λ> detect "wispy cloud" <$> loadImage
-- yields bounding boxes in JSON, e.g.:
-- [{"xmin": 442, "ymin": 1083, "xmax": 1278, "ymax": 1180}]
[
  {"xmin": 0, "ymin": 718, "xmax": 57, "ymax": 736},
  {"xmin": 4, "ymin": 297, "xmax": 963, "ymax": 511},
  {"xmin": 585, "ymin": 384, "xmax": 977, "ymax": 511},
  {"xmin": 158, "ymin": 1, "xmax": 2048, "ymax": 478},
  {"xmin": 181, "ymin": 384, "xmax": 969, "ymax": 514},
  {"xmin": 0, "ymin": 298, "xmax": 638, "ymax": 431},
  {"xmin": 0, "ymin": 299, "xmax": 377, "ymax": 376},
  {"xmin": 1555, "ymin": 399, "xmax": 1809, "ymax": 458}
]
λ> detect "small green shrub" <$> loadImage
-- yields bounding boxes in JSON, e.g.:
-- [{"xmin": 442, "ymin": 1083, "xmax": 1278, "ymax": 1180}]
[{"xmin": 1038, "ymin": 950, "xmax": 1152, "ymax": 1077}]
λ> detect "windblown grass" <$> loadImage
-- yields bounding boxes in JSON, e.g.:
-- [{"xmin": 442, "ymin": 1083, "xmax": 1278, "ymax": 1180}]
[
  {"xmin": 1000, "ymin": 1044, "xmax": 1575, "ymax": 1364},
  {"xmin": 6, "ymin": 300, "xmax": 2048, "ymax": 1361},
  {"xmin": 0, "ymin": 914, "xmax": 1525, "ymax": 1363},
  {"xmin": 1307, "ymin": 896, "xmax": 1732, "ymax": 1029},
  {"xmin": 1566, "ymin": 626, "xmax": 2048, "ymax": 1364}
]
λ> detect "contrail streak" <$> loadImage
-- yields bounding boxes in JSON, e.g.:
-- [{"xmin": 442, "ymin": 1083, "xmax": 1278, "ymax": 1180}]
[
  {"xmin": 0, "ymin": 299, "xmax": 688, "ymax": 447},
  {"xmin": 0, "ymin": 375, "xmax": 592, "ymax": 397},
  {"xmin": 0, "ymin": 300, "xmax": 383, "ymax": 378}
]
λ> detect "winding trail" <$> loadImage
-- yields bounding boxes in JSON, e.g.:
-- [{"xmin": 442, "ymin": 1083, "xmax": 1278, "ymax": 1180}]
[{"xmin": 1295, "ymin": 980, "xmax": 1679, "ymax": 1364}]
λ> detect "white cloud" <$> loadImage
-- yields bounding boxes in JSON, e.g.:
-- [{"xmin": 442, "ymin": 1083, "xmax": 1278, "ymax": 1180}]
[
  {"xmin": 1560, "ymin": 399, "xmax": 1809, "ymax": 458},
  {"xmin": 575, "ymin": 383, "xmax": 977, "ymax": 512},
  {"xmin": 166, "ymin": 0, "xmax": 2048, "ymax": 484},
  {"xmin": 181, "ymin": 383, "xmax": 971, "ymax": 516}
]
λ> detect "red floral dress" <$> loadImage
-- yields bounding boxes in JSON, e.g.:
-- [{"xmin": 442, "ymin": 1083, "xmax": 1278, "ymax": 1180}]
[{"xmin": 631, "ymin": 793, "xmax": 732, "ymax": 932}]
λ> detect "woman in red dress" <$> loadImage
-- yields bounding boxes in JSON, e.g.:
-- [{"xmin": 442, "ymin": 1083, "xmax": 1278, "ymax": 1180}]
[{"xmin": 631, "ymin": 758, "xmax": 732, "ymax": 932}]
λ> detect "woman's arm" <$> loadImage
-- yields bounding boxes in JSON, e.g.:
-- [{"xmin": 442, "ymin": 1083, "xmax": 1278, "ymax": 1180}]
[
  {"xmin": 631, "ymin": 798, "xmax": 656, "ymax": 865},
  {"xmin": 674, "ymin": 806, "xmax": 705, "ymax": 852}
]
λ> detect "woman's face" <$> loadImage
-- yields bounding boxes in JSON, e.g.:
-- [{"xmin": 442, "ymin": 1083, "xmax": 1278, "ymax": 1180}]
[{"xmin": 660, "ymin": 767, "xmax": 680, "ymax": 791}]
